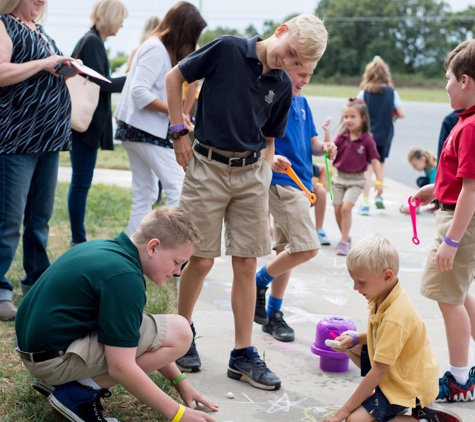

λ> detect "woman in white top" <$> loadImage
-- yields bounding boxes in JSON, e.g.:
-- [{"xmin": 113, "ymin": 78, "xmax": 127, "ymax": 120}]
[{"xmin": 115, "ymin": 1, "xmax": 206, "ymax": 235}]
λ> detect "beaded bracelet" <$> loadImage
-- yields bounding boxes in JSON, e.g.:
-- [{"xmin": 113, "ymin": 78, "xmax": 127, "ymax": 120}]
[
  {"xmin": 171, "ymin": 404, "xmax": 186, "ymax": 422},
  {"xmin": 171, "ymin": 373, "xmax": 186, "ymax": 387},
  {"xmin": 346, "ymin": 331, "xmax": 359, "ymax": 348}
]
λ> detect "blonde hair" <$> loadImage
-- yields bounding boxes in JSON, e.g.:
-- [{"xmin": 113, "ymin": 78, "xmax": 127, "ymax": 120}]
[
  {"xmin": 285, "ymin": 14, "xmax": 328, "ymax": 63},
  {"xmin": 133, "ymin": 207, "xmax": 203, "ymax": 251},
  {"xmin": 338, "ymin": 98, "xmax": 371, "ymax": 136},
  {"xmin": 90, "ymin": 0, "xmax": 128, "ymax": 35},
  {"xmin": 360, "ymin": 57, "xmax": 394, "ymax": 94},
  {"xmin": 346, "ymin": 234, "xmax": 399, "ymax": 276},
  {"xmin": 0, "ymin": 0, "xmax": 47, "ymax": 21},
  {"xmin": 445, "ymin": 40, "xmax": 475, "ymax": 81},
  {"xmin": 140, "ymin": 16, "xmax": 160, "ymax": 44},
  {"xmin": 407, "ymin": 146, "xmax": 437, "ymax": 172}
]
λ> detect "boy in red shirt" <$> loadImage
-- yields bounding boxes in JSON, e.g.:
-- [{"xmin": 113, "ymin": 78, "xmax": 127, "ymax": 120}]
[{"xmin": 413, "ymin": 40, "xmax": 475, "ymax": 403}]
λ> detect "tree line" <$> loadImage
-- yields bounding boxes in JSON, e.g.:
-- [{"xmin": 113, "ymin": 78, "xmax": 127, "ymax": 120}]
[{"xmin": 199, "ymin": 0, "xmax": 475, "ymax": 80}]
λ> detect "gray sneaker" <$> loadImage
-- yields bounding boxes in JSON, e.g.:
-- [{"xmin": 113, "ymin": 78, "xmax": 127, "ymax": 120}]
[
  {"xmin": 0, "ymin": 300, "xmax": 16, "ymax": 321},
  {"xmin": 227, "ymin": 346, "xmax": 281, "ymax": 390},
  {"xmin": 176, "ymin": 337, "xmax": 201, "ymax": 373},
  {"xmin": 262, "ymin": 311, "xmax": 295, "ymax": 342}
]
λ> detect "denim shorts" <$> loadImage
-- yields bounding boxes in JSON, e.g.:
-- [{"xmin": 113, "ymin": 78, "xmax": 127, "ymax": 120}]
[{"xmin": 360, "ymin": 346, "xmax": 408, "ymax": 421}]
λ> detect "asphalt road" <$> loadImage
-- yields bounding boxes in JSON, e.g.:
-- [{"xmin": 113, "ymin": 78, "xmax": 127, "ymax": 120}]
[{"xmin": 306, "ymin": 96, "xmax": 453, "ymax": 188}]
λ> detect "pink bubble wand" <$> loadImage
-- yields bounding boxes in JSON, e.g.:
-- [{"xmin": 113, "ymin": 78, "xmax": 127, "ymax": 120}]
[{"xmin": 408, "ymin": 196, "xmax": 421, "ymax": 245}]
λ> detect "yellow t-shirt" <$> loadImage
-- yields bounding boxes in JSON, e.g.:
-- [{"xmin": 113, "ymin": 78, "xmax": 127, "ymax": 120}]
[{"xmin": 367, "ymin": 281, "xmax": 439, "ymax": 408}]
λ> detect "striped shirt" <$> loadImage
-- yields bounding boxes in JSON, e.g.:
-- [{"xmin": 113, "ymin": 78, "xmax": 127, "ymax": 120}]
[{"xmin": 0, "ymin": 15, "xmax": 71, "ymax": 154}]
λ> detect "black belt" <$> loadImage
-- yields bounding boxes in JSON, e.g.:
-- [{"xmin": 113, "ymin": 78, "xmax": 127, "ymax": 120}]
[
  {"xmin": 193, "ymin": 143, "xmax": 260, "ymax": 167},
  {"xmin": 435, "ymin": 200, "xmax": 456, "ymax": 211},
  {"xmin": 17, "ymin": 349, "xmax": 64, "ymax": 363}
]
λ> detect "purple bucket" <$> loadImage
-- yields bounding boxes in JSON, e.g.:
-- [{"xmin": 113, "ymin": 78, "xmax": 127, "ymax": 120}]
[{"xmin": 311, "ymin": 316, "xmax": 357, "ymax": 372}]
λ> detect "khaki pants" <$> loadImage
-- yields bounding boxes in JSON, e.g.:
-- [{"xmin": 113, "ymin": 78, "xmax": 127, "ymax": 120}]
[{"xmin": 19, "ymin": 314, "xmax": 167, "ymax": 385}]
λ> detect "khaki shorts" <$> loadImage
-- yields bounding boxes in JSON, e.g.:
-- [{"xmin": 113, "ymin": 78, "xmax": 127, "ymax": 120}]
[
  {"xmin": 332, "ymin": 171, "xmax": 365, "ymax": 205},
  {"xmin": 269, "ymin": 184, "xmax": 320, "ymax": 253},
  {"xmin": 421, "ymin": 210, "xmax": 475, "ymax": 305},
  {"xmin": 19, "ymin": 314, "xmax": 167, "ymax": 385},
  {"xmin": 179, "ymin": 143, "xmax": 273, "ymax": 258}
]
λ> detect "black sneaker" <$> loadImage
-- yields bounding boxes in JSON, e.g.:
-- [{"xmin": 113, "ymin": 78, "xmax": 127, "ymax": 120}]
[
  {"xmin": 176, "ymin": 336, "xmax": 201, "ymax": 373},
  {"xmin": 49, "ymin": 381, "xmax": 117, "ymax": 422},
  {"xmin": 227, "ymin": 346, "xmax": 281, "ymax": 390},
  {"xmin": 254, "ymin": 286, "xmax": 268, "ymax": 325},
  {"xmin": 262, "ymin": 310, "xmax": 295, "ymax": 342}
]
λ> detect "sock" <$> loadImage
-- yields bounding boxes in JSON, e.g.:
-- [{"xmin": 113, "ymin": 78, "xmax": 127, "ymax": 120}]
[
  {"xmin": 362, "ymin": 196, "xmax": 370, "ymax": 207},
  {"xmin": 450, "ymin": 365, "xmax": 469, "ymax": 385},
  {"xmin": 190, "ymin": 323, "xmax": 196, "ymax": 338},
  {"xmin": 77, "ymin": 378, "xmax": 101, "ymax": 390},
  {"xmin": 256, "ymin": 265, "xmax": 275, "ymax": 287},
  {"xmin": 419, "ymin": 419, "xmax": 429, "ymax": 422},
  {"xmin": 267, "ymin": 295, "xmax": 283, "ymax": 317}
]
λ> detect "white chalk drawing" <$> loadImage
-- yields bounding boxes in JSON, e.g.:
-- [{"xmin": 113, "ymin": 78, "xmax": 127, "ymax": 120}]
[
  {"xmin": 233, "ymin": 392, "xmax": 307, "ymax": 414},
  {"xmin": 301, "ymin": 405, "xmax": 344, "ymax": 421}
]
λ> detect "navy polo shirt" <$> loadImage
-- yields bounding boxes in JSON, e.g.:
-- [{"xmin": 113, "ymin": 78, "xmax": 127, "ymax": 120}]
[{"xmin": 178, "ymin": 35, "xmax": 292, "ymax": 152}]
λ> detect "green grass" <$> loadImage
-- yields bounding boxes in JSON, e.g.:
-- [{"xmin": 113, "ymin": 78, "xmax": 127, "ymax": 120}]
[
  {"xmin": 302, "ymin": 83, "xmax": 449, "ymax": 103},
  {"xmin": 0, "ymin": 182, "xmax": 177, "ymax": 421},
  {"xmin": 59, "ymin": 145, "xmax": 130, "ymax": 170}
]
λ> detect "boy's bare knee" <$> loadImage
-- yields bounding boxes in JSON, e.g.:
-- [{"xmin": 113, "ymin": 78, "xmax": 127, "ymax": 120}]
[
  {"xmin": 188, "ymin": 256, "xmax": 214, "ymax": 277},
  {"xmin": 167, "ymin": 315, "xmax": 193, "ymax": 349},
  {"xmin": 299, "ymin": 249, "xmax": 318, "ymax": 261}
]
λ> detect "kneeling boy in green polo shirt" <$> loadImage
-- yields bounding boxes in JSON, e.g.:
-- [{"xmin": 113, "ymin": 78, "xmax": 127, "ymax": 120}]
[{"xmin": 15, "ymin": 207, "xmax": 218, "ymax": 422}]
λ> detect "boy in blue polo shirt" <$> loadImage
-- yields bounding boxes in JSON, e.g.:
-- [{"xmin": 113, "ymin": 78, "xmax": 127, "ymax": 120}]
[
  {"xmin": 166, "ymin": 15, "xmax": 328, "ymax": 390},
  {"xmin": 254, "ymin": 64, "xmax": 337, "ymax": 342}
]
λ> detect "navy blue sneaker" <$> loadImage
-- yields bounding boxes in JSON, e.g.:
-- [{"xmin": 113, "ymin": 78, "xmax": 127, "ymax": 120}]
[
  {"xmin": 254, "ymin": 286, "xmax": 269, "ymax": 325},
  {"xmin": 49, "ymin": 381, "xmax": 118, "ymax": 422},
  {"xmin": 176, "ymin": 336, "xmax": 201, "ymax": 373},
  {"xmin": 227, "ymin": 346, "xmax": 281, "ymax": 390},
  {"xmin": 32, "ymin": 378, "xmax": 55, "ymax": 397}
]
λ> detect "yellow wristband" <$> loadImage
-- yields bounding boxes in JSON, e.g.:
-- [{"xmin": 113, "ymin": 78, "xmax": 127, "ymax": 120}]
[
  {"xmin": 316, "ymin": 182, "xmax": 324, "ymax": 187},
  {"xmin": 375, "ymin": 180, "xmax": 383, "ymax": 186},
  {"xmin": 170, "ymin": 373, "xmax": 186, "ymax": 386},
  {"xmin": 171, "ymin": 404, "xmax": 186, "ymax": 422}
]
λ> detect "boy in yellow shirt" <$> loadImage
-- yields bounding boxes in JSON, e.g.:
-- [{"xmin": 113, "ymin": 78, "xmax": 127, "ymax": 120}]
[{"xmin": 324, "ymin": 234, "xmax": 460, "ymax": 422}]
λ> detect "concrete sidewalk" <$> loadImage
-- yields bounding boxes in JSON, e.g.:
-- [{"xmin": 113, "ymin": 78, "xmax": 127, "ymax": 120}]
[{"xmin": 58, "ymin": 167, "xmax": 475, "ymax": 421}]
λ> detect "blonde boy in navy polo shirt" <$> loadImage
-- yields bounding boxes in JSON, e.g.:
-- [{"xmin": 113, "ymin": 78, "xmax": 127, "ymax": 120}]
[
  {"xmin": 413, "ymin": 40, "xmax": 475, "ymax": 403},
  {"xmin": 166, "ymin": 15, "xmax": 328, "ymax": 390}
]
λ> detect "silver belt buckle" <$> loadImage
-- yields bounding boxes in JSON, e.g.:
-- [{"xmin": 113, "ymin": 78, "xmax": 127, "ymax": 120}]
[{"xmin": 229, "ymin": 157, "xmax": 244, "ymax": 167}]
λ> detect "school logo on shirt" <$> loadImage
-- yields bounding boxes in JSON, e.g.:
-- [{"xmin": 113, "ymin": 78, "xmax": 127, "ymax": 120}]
[
  {"xmin": 265, "ymin": 90, "xmax": 275, "ymax": 104},
  {"xmin": 301, "ymin": 108, "xmax": 306, "ymax": 120},
  {"xmin": 357, "ymin": 145, "xmax": 365, "ymax": 154}
]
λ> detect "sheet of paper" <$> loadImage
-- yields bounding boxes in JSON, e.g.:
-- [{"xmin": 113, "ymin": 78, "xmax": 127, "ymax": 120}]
[{"xmin": 72, "ymin": 61, "xmax": 111, "ymax": 83}]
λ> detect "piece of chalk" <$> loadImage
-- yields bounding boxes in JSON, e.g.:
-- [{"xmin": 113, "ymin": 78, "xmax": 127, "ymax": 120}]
[
  {"xmin": 329, "ymin": 331, "xmax": 338, "ymax": 339},
  {"xmin": 227, "ymin": 392, "xmax": 234, "ymax": 399}
]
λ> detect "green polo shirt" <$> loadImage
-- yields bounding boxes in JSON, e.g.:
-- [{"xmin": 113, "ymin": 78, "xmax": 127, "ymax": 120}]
[{"xmin": 15, "ymin": 233, "xmax": 147, "ymax": 352}]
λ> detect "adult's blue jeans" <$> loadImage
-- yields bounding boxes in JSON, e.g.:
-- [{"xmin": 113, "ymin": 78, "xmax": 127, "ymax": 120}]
[
  {"xmin": 68, "ymin": 134, "xmax": 98, "ymax": 244},
  {"xmin": 0, "ymin": 151, "xmax": 59, "ymax": 300}
]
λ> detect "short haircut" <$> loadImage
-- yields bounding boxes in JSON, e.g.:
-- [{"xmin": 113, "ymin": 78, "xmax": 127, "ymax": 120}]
[
  {"xmin": 346, "ymin": 233, "xmax": 399, "ymax": 276},
  {"xmin": 360, "ymin": 57, "xmax": 394, "ymax": 93},
  {"xmin": 445, "ymin": 40, "xmax": 475, "ymax": 82},
  {"xmin": 285, "ymin": 14, "xmax": 328, "ymax": 63},
  {"xmin": 133, "ymin": 207, "xmax": 203, "ymax": 251},
  {"xmin": 90, "ymin": 0, "xmax": 128, "ymax": 35}
]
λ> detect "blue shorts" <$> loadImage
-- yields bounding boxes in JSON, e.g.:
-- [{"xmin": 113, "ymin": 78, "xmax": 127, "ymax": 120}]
[
  {"xmin": 360, "ymin": 346, "xmax": 409, "ymax": 421},
  {"xmin": 312, "ymin": 164, "xmax": 320, "ymax": 178}
]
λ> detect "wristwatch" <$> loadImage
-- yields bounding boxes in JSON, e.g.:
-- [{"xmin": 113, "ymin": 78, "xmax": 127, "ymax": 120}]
[{"xmin": 169, "ymin": 124, "xmax": 189, "ymax": 140}]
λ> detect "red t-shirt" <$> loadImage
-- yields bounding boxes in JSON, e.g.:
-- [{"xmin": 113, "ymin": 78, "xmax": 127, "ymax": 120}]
[
  {"xmin": 435, "ymin": 105, "xmax": 475, "ymax": 204},
  {"xmin": 332, "ymin": 131, "xmax": 380, "ymax": 173}
]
